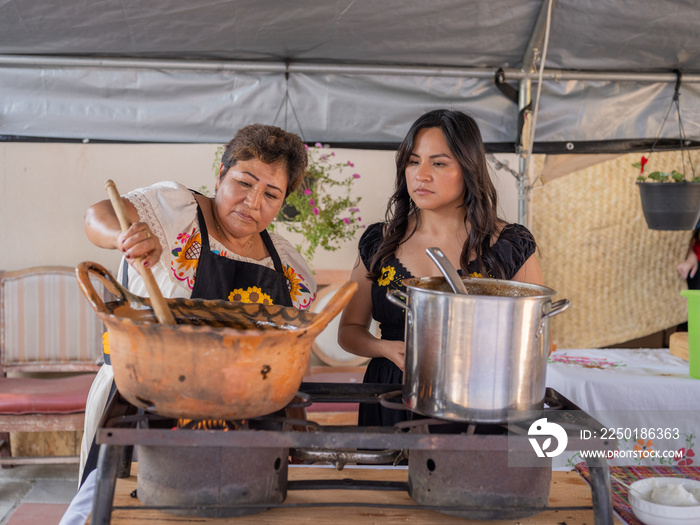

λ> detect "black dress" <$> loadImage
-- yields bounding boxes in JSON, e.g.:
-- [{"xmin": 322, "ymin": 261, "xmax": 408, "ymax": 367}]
[{"xmin": 357, "ymin": 221, "xmax": 538, "ymax": 427}]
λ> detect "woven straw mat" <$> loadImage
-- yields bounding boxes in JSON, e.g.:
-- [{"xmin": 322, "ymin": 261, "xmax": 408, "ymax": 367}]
[{"xmin": 530, "ymin": 151, "xmax": 697, "ymax": 349}]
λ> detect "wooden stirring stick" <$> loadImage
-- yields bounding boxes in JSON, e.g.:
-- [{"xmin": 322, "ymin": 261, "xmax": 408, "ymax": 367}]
[{"xmin": 105, "ymin": 179, "xmax": 176, "ymax": 325}]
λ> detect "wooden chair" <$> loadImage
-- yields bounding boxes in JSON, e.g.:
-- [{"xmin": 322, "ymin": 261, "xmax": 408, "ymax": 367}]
[{"xmin": 0, "ymin": 266, "xmax": 104, "ymax": 465}]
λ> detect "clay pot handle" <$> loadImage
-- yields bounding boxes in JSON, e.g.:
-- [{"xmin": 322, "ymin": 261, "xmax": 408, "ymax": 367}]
[
  {"xmin": 75, "ymin": 261, "xmax": 110, "ymax": 315},
  {"xmin": 75, "ymin": 260, "xmax": 131, "ymax": 314},
  {"xmin": 310, "ymin": 280, "xmax": 358, "ymax": 332},
  {"xmin": 105, "ymin": 179, "xmax": 176, "ymax": 325}
]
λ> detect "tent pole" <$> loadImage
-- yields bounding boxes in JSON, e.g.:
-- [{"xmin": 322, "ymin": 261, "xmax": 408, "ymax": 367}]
[
  {"xmin": 1, "ymin": 54, "xmax": 699, "ymax": 84},
  {"xmin": 515, "ymin": 0, "xmax": 553, "ymax": 226},
  {"xmin": 517, "ymin": 78, "xmax": 532, "ymax": 226}
]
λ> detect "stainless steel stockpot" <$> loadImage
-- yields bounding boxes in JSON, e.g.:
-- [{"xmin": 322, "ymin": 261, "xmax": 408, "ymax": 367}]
[{"xmin": 387, "ymin": 276, "xmax": 569, "ymax": 423}]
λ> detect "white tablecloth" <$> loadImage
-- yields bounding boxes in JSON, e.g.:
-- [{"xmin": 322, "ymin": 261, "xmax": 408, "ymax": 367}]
[{"xmin": 546, "ymin": 348, "xmax": 700, "ymax": 467}]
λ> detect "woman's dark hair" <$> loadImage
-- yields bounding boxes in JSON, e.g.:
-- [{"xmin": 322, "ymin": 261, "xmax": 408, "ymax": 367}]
[
  {"xmin": 219, "ymin": 124, "xmax": 308, "ymax": 196},
  {"xmin": 368, "ymin": 109, "xmax": 506, "ymax": 280}
]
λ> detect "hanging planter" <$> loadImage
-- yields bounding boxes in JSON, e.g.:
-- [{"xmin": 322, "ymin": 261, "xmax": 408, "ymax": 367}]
[
  {"xmin": 637, "ymin": 181, "xmax": 700, "ymax": 230},
  {"xmin": 634, "ymin": 71, "xmax": 700, "ymax": 231}
]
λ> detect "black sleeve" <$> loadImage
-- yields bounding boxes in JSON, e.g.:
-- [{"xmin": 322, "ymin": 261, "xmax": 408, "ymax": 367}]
[
  {"xmin": 358, "ymin": 222, "xmax": 385, "ymax": 269},
  {"xmin": 493, "ymin": 223, "xmax": 537, "ymax": 279}
]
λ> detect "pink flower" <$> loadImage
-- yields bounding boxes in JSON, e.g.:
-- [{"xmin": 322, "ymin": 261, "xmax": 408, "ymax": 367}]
[
  {"xmin": 303, "ymin": 188, "xmax": 312, "ymax": 195},
  {"xmin": 357, "ymin": 217, "xmax": 361, "ymax": 221},
  {"xmin": 308, "ymin": 198, "xmax": 315, "ymax": 206},
  {"xmin": 347, "ymin": 161, "xmax": 355, "ymax": 167},
  {"xmin": 349, "ymin": 207, "xmax": 360, "ymax": 212},
  {"xmin": 312, "ymin": 207, "xmax": 320, "ymax": 215},
  {"xmin": 320, "ymin": 154, "xmax": 328, "ymax": 161},
  {"xmin": 343, "ymin": 217, "xmax": 351, "ymax": 224},
  {"xmin": 304, "ymin": 144, "xmax": 309, "ymax": 150},
  {"xmin": 352, "ymin": 173, "xmax": 361, "ymax": 178},
  {"xmin": 315, "ymin": 142, "xmax": 323, "ymax": 148}
]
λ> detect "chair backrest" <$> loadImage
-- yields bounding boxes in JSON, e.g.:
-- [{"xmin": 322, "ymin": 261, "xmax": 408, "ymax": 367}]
[{"xmin": 0, "ymin": 266, "xmax": 104, "ymax": 374}]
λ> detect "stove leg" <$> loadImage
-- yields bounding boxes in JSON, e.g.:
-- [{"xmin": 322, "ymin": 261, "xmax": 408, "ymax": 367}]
[
  {"xmin": 584, "ymin": 456, "xmax": 613, "ymax": 525},
  {"xmin": 90, "ymin": 444, "xmax": 124, "ymax": 525},
  {"xmin": 118, "ymin": 445, "xmax": 133, "ymax": 479}
]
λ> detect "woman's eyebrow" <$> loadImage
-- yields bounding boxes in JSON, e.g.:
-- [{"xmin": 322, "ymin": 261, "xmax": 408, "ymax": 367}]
[
  {"xmin": 409, "ymin": 152, "xmax": 452, "ymax": 159},
  {"xmin": 241, "ymin": 171, "xmax": 283, "ymax": 193}
]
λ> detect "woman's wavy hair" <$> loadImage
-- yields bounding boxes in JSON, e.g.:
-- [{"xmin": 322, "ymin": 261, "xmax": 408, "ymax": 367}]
[
  {"xmin": 219, "ymin": 123, "xmax": 308, "ymax": 197},
  {"xmin": 368, "ymin": 109, "xmax": 506, "ymax": 280}
]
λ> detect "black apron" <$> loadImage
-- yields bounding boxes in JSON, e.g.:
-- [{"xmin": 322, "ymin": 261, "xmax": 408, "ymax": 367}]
[
  {"xmin": 190, "ymin": 202, "xmax": 293, "ymax": 306},
  {"xmin": 82, "ymin": 196, "xmax": 293, "ymax": 485}
]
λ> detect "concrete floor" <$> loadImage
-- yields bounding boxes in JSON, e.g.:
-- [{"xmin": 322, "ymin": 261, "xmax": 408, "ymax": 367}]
[{"xmin": 0, "ymin": 463, "xmax": 78, "ymax": 525}]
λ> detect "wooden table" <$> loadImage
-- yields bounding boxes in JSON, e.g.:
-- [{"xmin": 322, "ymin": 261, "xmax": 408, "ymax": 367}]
[{"xmin": 102, "ymin": 464, "xmax": 623, "ymax": 524}]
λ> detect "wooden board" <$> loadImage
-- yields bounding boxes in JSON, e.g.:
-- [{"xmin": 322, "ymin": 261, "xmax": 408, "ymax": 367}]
[
  {"xmin": 670, "ymin": 331, "xmax": 689, "ymax": 361},
  {"xmin": 9, "ymin": 430, "xmax": 82, "ymax": 457},
  {"xmin": 101, "ymin": 465, "xmax": 623, "ymax": 524}
]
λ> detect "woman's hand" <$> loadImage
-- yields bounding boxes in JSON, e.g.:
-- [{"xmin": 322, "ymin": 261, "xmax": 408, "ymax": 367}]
[
  {"xmin": 118, "ymin": 222, "xmax": 161, "ymax": 270},
  {"xmin": 338, "ymin": 256, "xmax": 407, "ymax": 369},
  {"xmin": 382, "ymin": 340, "xmax": 406, "ymax": 372},
  {"xmin": 678, "ymin": 251, "xmax": 698, "ymax": 279}
]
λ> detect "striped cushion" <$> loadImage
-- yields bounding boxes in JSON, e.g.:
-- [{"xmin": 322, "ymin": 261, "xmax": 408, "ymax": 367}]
[{"xmin": 1, "ymin": 268, "xmax": 104, "ymax": 369}]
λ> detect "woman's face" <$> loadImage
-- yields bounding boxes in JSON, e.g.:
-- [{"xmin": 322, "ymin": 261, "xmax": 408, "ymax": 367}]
[
  {"xmin": 405, "ymin": 127, "xmax": 466, "ymax": 213},
  {"xmin": 214, "ymin": 158, "xmax": 289, "ymax": 237}
]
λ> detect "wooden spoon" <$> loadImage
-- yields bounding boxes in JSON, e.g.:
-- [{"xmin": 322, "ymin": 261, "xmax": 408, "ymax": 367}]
[{"xmin": 105, "ymin": 179, "xmax": 176, "ymax": 325}]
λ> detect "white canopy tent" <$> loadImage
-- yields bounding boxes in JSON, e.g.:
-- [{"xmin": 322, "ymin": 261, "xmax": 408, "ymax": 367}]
[
  {"xmin": 1, "ymin": 0, "xmax": 698, "ymax": 348},
  {"xmin": 3, "ymin": 0, "xmax": 700, "ymax": 222},
  {"xmin": 1, "ymin": 0, "xmax": 699, "ymax": 151}
]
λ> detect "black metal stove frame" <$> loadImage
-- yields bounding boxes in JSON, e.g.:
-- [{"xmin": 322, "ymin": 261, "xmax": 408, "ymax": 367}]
[{"xmin": 90, "ymin": 385, "xmax": 615, "ymax": 524}]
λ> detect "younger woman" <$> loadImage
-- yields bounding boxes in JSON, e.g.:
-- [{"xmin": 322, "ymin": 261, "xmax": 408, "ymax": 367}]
[{"xmin": 337, "ymin": 109, "xmax": 543, "ymax": 426}]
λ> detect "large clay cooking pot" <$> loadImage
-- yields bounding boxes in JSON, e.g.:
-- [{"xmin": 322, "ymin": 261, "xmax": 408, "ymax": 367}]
[{"xmin": 76, "ymin": 262, "xmax": 357, "ymax": 420}]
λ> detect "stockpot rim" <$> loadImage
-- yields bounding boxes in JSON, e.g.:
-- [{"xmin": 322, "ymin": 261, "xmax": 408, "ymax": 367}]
[{"xmin": 400, "ymin": 275, "xmax": 558, "ymax": 300}]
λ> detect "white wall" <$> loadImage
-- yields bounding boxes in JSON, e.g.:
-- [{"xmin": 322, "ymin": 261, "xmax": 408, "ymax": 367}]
[{"xmin": 0, "ymin": 142, "xmax": 519, "ymax": 274}]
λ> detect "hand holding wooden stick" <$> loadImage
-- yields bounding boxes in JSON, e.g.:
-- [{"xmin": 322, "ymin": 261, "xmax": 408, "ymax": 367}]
[{"xmin": 105, "ymin": 179, "xmax": 176, "ymax": 325}]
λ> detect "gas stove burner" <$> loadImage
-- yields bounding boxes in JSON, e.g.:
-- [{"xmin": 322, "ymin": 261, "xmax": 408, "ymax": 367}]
[
  {"xmin": 91, "ymin": 386, "xmax": 615, "ymax": 523},
  {"xmin": 404, "ymin": 417, "xmax": 550, "ymax": 519},
  {"xmin": 137, "ymin": 442, "xmax": 288, "ymax": 518},
  {"xmin": 176, "ymin": 418, "xmax": 238, "ymax": 431}
]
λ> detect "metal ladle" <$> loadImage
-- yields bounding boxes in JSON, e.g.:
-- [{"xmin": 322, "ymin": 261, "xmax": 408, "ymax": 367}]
[{"xmin": 426, "ymin": 247, "xmax": 468, "ymax": 295}]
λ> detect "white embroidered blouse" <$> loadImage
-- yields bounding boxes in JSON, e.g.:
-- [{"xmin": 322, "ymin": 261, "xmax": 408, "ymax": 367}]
[{"xmin": 118, "ymin": 181, "xmax": 316, "ymax": 309}]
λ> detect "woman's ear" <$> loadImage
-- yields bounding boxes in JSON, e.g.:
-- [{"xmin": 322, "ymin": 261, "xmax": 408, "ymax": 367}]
[{"xmin": 214, "ymin": 164, "xmax": 225, "ymax": 193}]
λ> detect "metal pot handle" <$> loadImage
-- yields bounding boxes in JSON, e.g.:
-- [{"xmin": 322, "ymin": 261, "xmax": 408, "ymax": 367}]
[
  {"xmin": 537, "ymin": 299, "xmax": 571, "ymax": 336},
  {"xmin": 386, "ymin": 289, "xmax": 409, "ymax": 308},
  {"xmin": 542, "ymin": 299, "xmax": 571, "ymax": 320},
  {"xmin": 378, "ymin": 390, "xmax": 407, "ymax": 411}
]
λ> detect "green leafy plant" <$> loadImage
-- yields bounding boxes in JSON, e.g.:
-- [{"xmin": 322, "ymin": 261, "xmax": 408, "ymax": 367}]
[
  {"xmin": 635, "ymin": 155, "xmax": 700, "ymax": 183},
  {"xmin": 272, "ymin": 143, "xmax": 363, "ymax": 262}
]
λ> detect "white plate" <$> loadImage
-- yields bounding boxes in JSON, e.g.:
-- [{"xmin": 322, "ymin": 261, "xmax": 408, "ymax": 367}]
[{"xmin": 629, "ymin": 477, "xmax": 700, "ymax": 525}]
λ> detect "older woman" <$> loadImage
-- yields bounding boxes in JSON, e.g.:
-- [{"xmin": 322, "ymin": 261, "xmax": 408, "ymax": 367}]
[{"xmin": 78, "ymin": 124, "xmax": 316, "ymax": 487}]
